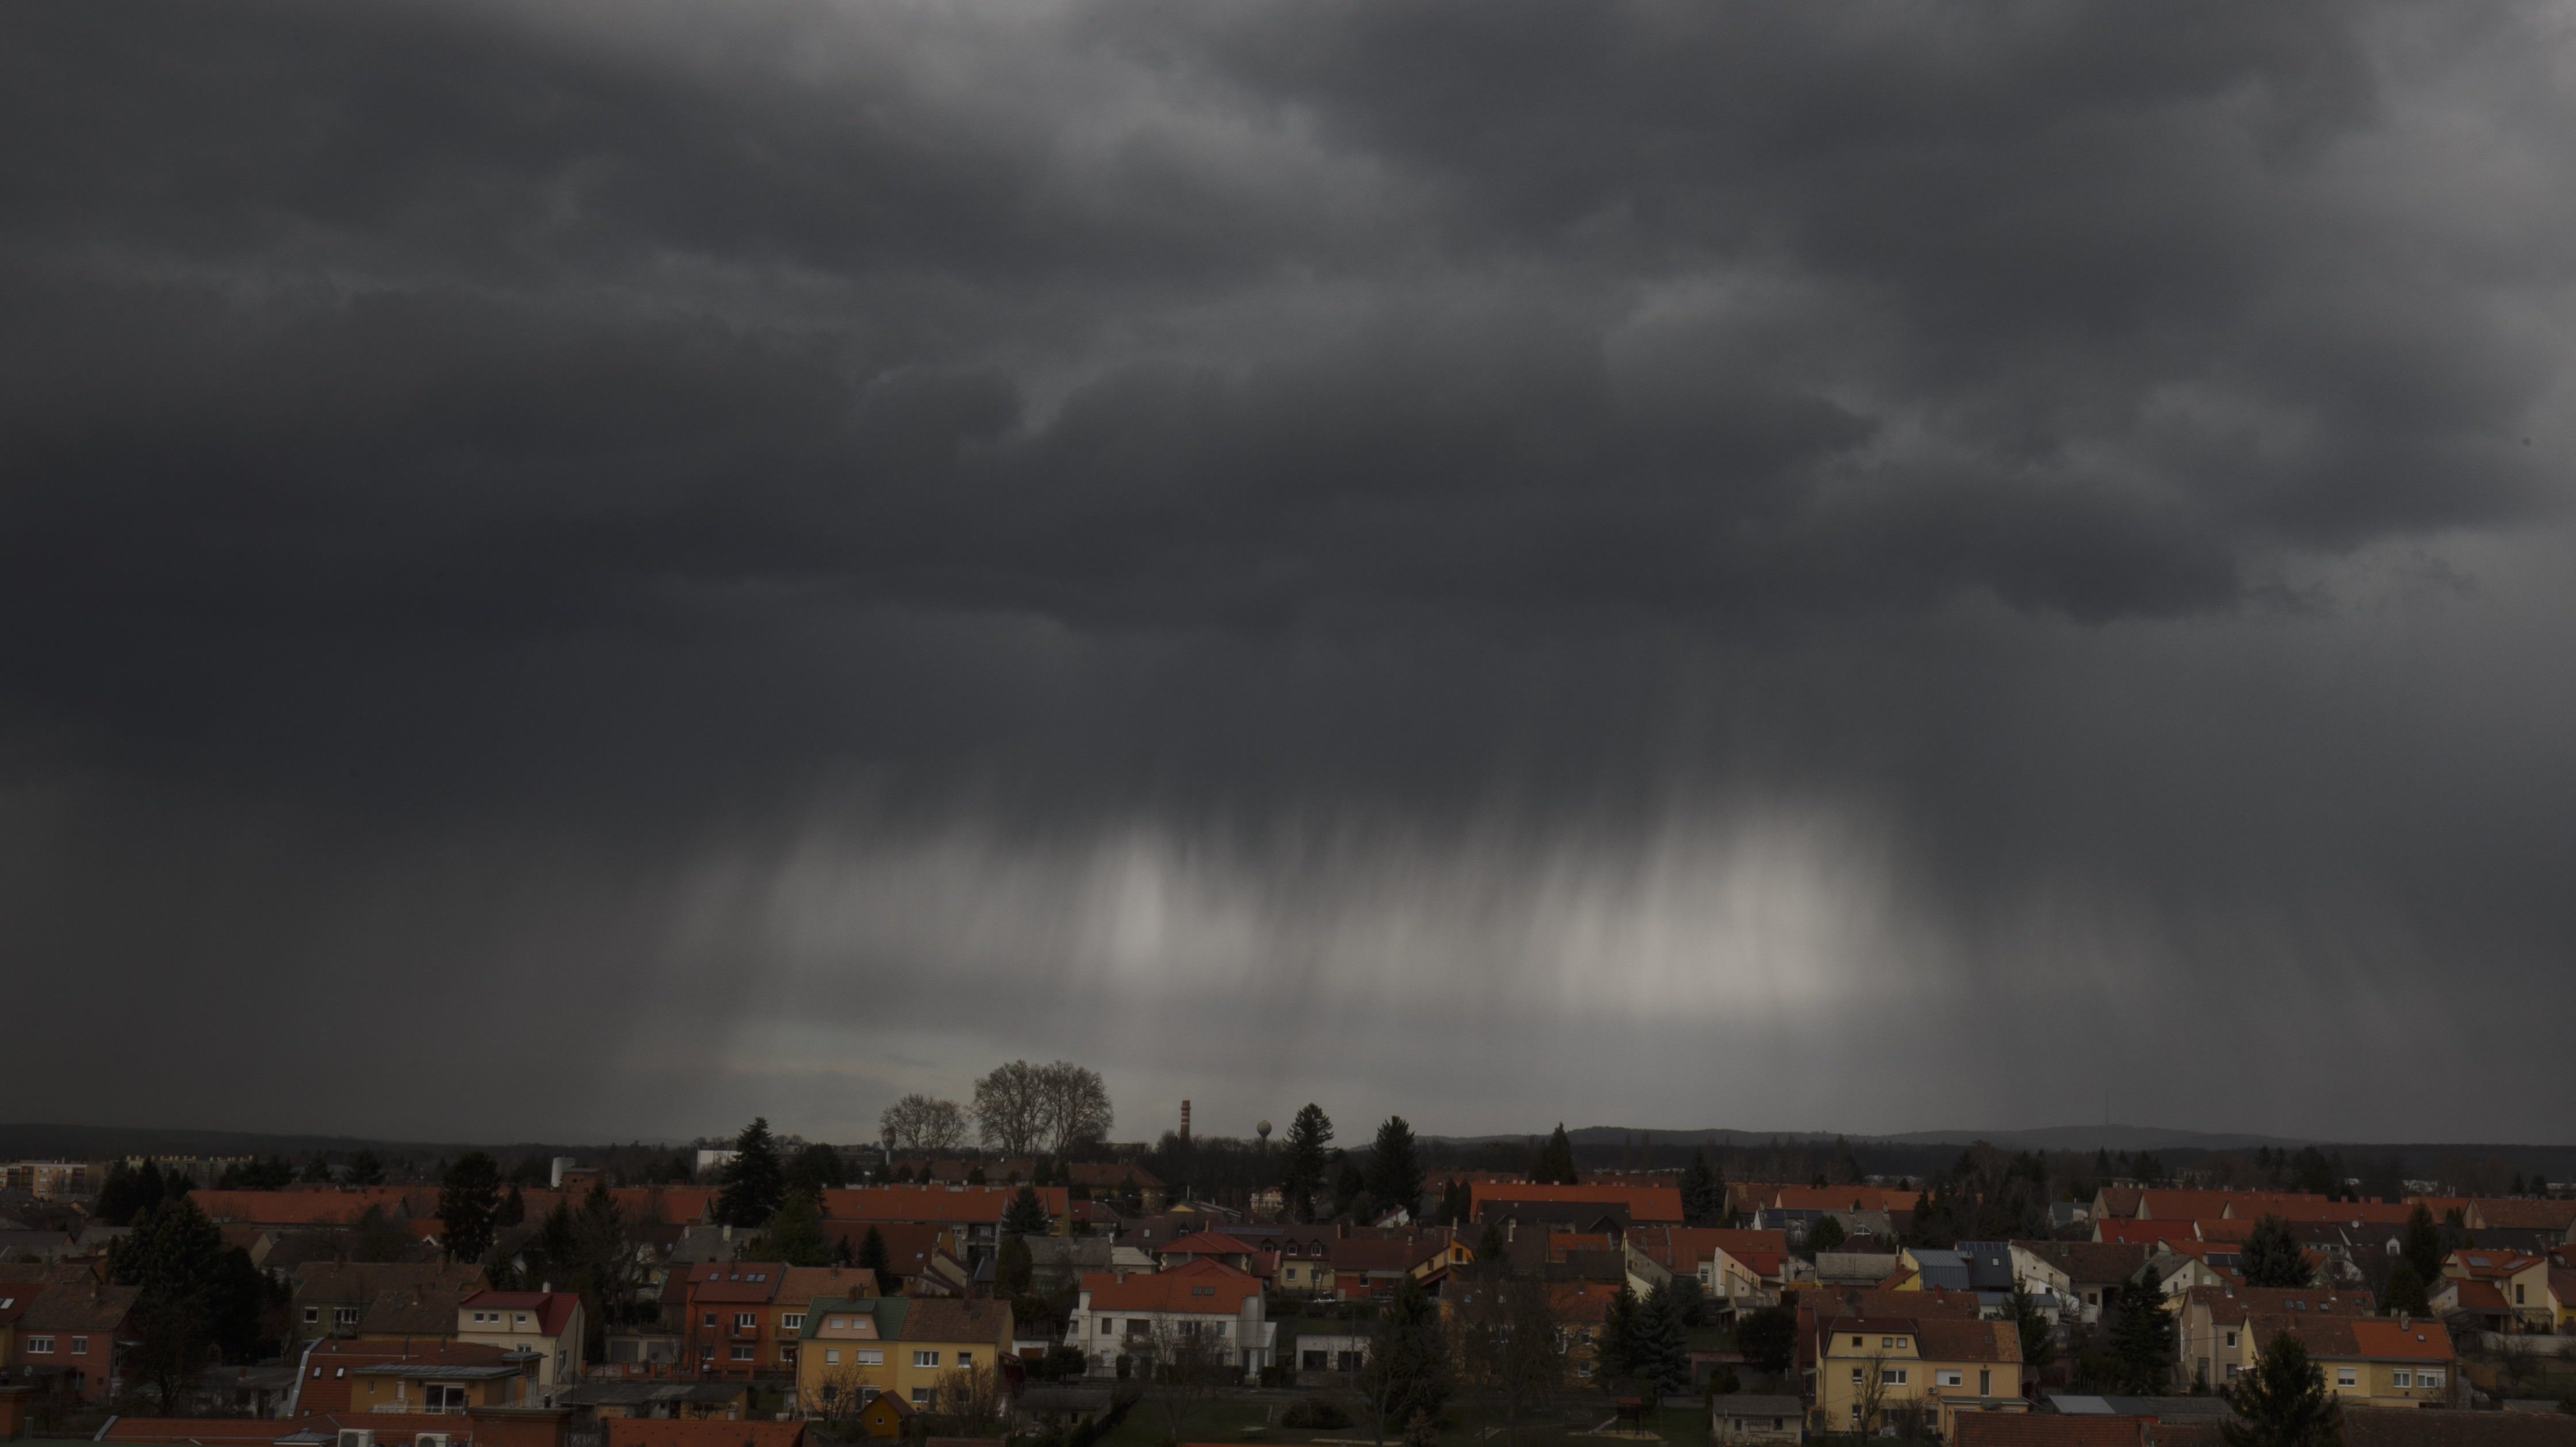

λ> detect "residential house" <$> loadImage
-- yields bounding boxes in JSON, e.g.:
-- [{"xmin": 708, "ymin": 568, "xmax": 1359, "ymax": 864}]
[
  {"xmin": 6, "ymin": 1277, "xmax": 139, "ymax": 1403},
  {"xmin": 458, "ymin": 1291, "xmax": 586, "ymax": 1395},
  {"xmin": 2008, "ymin": 1242, "xmax": 2150, "ymax": 1326},
  {"xmin": 2247, "ymin": 1315, "xmax": 2455, "ymax": 1408},
  {"xmin": 343, "ymin": 1341, "xmax": 541, "ymax": 1415},
  {"xmin": 817, "ymin": 1187, "xmax": 1070, "ymax": 1256},
  {"xmin": 2442, "ymin": 1250, "xmax": 2554, "ymax": 1333},
  {"xmin": 671, "ymin": 1261, "xmax": 786, "ymax": 1379},
  {"xmin": 296, "ymin": 1337, "xmax": 525, "ymax": 1415},
  {"xmin": 293, "ymin": 1262, "xmax": 486, "ymax": 1341},
  {"xmin": 1812, "ymin": 1316, "xmax": 2026, "ymax": 1438},
  {"xmin": 1062, "ymin": 1257, "xmax": 1274, "ymax": 1380},
  {"xmin": 1624, "ymin": 1227, "xmax": 1789, "ymax": 1314},
  {"xmin": 2172, "ymin": 1285, "xmax": 2376, "ymax": 1391},
  {"xmin": 794, "ymin": 1295, "xmax": 1013, "ymax": 1412}
]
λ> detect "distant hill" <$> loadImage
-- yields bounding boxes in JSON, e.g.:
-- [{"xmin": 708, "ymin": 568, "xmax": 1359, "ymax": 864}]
[{"xmin": 0, "ymin": 1123, "xmax": 629, "ymax": 1162}]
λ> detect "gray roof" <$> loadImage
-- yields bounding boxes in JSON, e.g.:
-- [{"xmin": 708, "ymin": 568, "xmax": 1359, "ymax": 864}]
[
  {"xmin": 1953, "ymin": 1242, "xmax": 2020, "ymax": 1292},
  {"xmin": 1814, "ymin": 1251, "xmax": 1899, "ymax": 1284},
  {"xmin": 1713, "ymin": 1396, "xmax": 1805, "ymax": 1417},
  {"xmin": 557, "ymin": 1381, "xmax": 747, "ymax": 1407}
]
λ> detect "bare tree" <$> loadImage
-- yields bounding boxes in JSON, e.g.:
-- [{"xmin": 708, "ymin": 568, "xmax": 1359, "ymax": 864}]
[
  {"xmin": 1138, "ymin": 1316, "xmax": 1231, "ymax": 1444},
  {"xmin": 936, "ymin": 1361, "xmax": 1004, "ymax": 1429},
  {"xmin": 880, "ymin": 1094, "xmax": 969, "ymax": 1154},
  {"xmin": 1849, "ymin": 1350, "xmax": 1892, "ymax": 1437},
  {"xmin": 1038, "ymin": 1062, "xmax": 1113, "ymax": 1155},
  {"xmin": 1456, "ymin": 1271, "xmax": 1562, "ymax": 1447},
  {"xmin": 974, "ymin": 1062, "xmax": 1052, "ymax": 1157},
  {"xmin": 804, "ymin": 1356, "xmax": 876, "ymax": 1424}
]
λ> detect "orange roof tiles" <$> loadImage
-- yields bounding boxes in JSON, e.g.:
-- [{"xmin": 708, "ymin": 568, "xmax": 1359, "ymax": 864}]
[
  {"xmin": 1771, "ymin": 1185, "xmax": 1923, "ymax": 1214},
  {"xmin": 1079, "ymin": 1258, "xmax": 1261, "ymax": 1314},
  {"xmin": 607, "ymin": 1421, "xmax": 807, "ymax": 1447},
  {"xmin": 1467, "ymin": 1181, "xmax": 1683, "ymax": 1222},
  {"xmin": 820, "ymin": 1185, "xmax": 1069, "ymax": 1224}
]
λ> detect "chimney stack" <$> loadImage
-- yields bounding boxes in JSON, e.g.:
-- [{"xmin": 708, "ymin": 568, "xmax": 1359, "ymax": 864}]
[{"xmin": 1181, "ymin": 1100, "xmax": 1192, "ymax": 1142}]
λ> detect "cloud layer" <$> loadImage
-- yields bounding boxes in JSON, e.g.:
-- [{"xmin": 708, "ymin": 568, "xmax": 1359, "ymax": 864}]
[{"xmin": 5, "ymin": 0, "xmax": 2574, "ymax": 1142}]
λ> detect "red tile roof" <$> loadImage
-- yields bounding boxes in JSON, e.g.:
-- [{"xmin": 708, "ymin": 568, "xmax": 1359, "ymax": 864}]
[
  {"xmin": 606, "ymin": 1420, "xmax": 807, "ymax": 1447},
  {"xmin": 819, "ymin": 1186, "xmax": 1069, "ymax": 1224},
  {"xmin": 461, "ymin": 1289, "xmax": 581, "ymax": 1337},
  {"xmin": 1079, "ymin": 1258, "xmax": 1261, "ymax": 1314},
  {"xmin": 1772, "ymin": 1185, "xmax": 1923, "ymax": 1214},
  {"xmin": 1467, "ymin": 1181, "xmax": 1683, "ymax": 1222},
  {"xmin": 1954, "ymin": 1416, "xmax": 2152, "ymax": 1447}
]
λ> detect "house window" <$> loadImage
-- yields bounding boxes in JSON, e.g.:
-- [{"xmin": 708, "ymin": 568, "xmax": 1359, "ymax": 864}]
[
  {"xmin": 735, "ymin": 1313, "xmax": 756, "ymax": 1332},
  {"xmin": 2514, "ymin": 1285, "xmax": 2525, "ymax": 1305},
  {"xmin": 856, "ymin": 1349, "xmax": 883, "ymax": 1366},
  {"xmin": 1851, "ymin": 1368, "xmax": 1864, "ymax": 1384},
  {"xmin": 910, "ymin": 1388, "xmax": 933, "ymax": 1405},
  {"xmin": 305, "ymin": 1307, "xmax": 321, "ymax": 1323},
  {"xmin": 780, "ymin": 1345, "xmax": 798, "ymax": 1364},
  {"xmin": 826, "ymin": 1349, "xmax": 841, "ymax": 1365},
  {"xmin": 1882, "ymin": 1337, "xmax": 1895, "ymax": 1348},
  {"xmin": 732, "ymin": 1345, "xmax": 755, "ymax": 1361},
  {"xmin": 1938, "ymin": 1371, "xmax": 1963, "ymax": 1388},
  {"xmin": 1882, "ymin": 1368, "xmax": 1908, "ymax": 1385},
  {"xmin": 1304, "ymin": 1350, "xmax": 1328, "ymax": 1370},
  {"xmin": 2224, "ymin": 1330, "xmax": 2238, "ymax": 1349},
  {"xmin": 2337, "ymin": 1368, "xmax": 2356, "ymax": 1387},
  {"xmin": 703, "ymin": 1312, "xmax": 718, "ymax": 1328},
  {"xmin": 2391, "ymin": 1371, "xmax": 2413, "ymax": 1388},
  {"xmin": 27, "ymin": 1337, "xmax": 51, "ymax": 1354},
  {"xmin": 426, "ymin": 1384, "xmax": 468, "ymax": 1412},
  {"xmin": 914, "ymin": 1350, "xmax": 939, "ymax": 1368},
  {"xmin": 830, "ymin": 1316, "xmax": 848, "ymax": 1329},
  {"xmin": 1851, "ymin": 1336, "xmax": 1865, "ymax": 1348},
  {"xmin": 70, "ymin": 1336, "xmax": 87, "ymax": 1354},
  {"xmin": 336, "ymin": 1307, "xmax": 361, "ymax": 1327},
  {"xmin": 515, "ymin": 1314, "xmax": 529, "ymax": 1326},
  {"xmin": 2420, "ymin": 1371, "xmax": 2443, "ymax": 1389},
  {"xmin": 956, "ymin": 1352, "xmax": 973, "ymax": 1368},
  {"xmin": 782, "ymin": 1314, "xmax": 804, "ymax": 1331}
]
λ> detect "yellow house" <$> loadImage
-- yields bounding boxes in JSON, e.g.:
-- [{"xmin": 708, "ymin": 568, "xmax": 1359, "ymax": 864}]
[
  {"xmin": 456, "ymin": 1290, "xmax": 586, "ymax": 1395},
  {"xmin": 2173, "ymin": 1285, "xmax": 2377, "ymax": 1392},
  {"xmin": 796, "ymin": 1296, "xmax": 1012, "ymax": 1414},
  {"xmin": 345, "ymin": 1343, "xmax": 537, "ymax": 1413},
  {"xmin": 1813, "ymin": 1317, "xmax": 2024, "ymax": 1439},
  {"xmin": 2251, "ymin": 1316, "xmax": 2454, "ymax": 1408}
]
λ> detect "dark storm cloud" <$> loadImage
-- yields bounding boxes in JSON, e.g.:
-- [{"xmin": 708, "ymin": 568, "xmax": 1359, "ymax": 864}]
[{"xmin": 3, "ymin": 0, "xmax": 2573, "ymax": 1140}]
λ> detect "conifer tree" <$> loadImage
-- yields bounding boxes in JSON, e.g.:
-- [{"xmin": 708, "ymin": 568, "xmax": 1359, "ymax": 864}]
[
  {"xmin": 2223, "ymin": 1334, "xmax": 2342, "ymax": 1447},
  {"xmin": 2240, "ymin": 1215, "xmax": 2313, "ymax": 1288},
  {"xmin": 1530, "ymin": 1124, "xmax": 1580, "ymax": 1185},
  {"xmin": 1369, "ymin": 1116, "xmax": 1425, "ymax": 1216},
  {"xmin": 1283, "ymin": 1104, "xmax": 1335, "ymax": 1222},
  {"xmin": 1681, "ymin": 1149, "xmax": 1725, "ymax": 1226},
  {"xmin": 717, "ymin": 1117, "xmax": 787, "ymax": 1228}
]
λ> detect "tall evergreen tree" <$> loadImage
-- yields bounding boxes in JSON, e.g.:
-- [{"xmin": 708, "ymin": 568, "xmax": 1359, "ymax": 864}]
[
  {"xmin": 2111, "ymin": 1276, "xmax": 2175, "ymax": 1393},
  {"xmin": 346, "ymin": 1150, "xmax": 386, "ymax": 1186},
  {"xmin": 439, "ymin": 1151, "xmax": 504, "ymax": 1264},
  {"xmin": 1283, "ymin": 1104, "xmax": 1335, "ymax": 1222},
  {"xmin": 2399, "ymin": 1204, "xmax": 2444, "ymax": 1284},
  {"xmin": 1598, "ymin": 1284, "xmax": 1643, "ymax": 1388},
  {"xmin": 2381, "ymin": 1263, "xmax": 2430, "ymax": 1318},
  {"xmin": 857, "ymin": 1224, "xmax": 891, "ymax": 1274},
  {"xmin": 97, "ymin": 1160, "xmax": 170, "ymax": 1228},
  {"xmin": 717, "ymin": 1117, "xmax": 787, "ymax": 1228},
  {"xmin": 788, "ymin": 1142, "xmax": 848, "ymax": 1196},
  {"xmin": 1369, "ymin": 1116, "xmax": 1425, "ymax": 1216},
  {"xmin": 756, "ymin": 1192, "xmax": 834, "ymax": 1266},
  {"xmin": 497, "ymin": 1184, "xmax": 527, "ymax": 1227},
  {"xmin": 2223, "ymin": 1334, "xmax": 2342, "ymax": 1447},
  {"xmin": 1002, "ymin": 1185, "xmax": 1052, "ymax": 1235},
  {"xmin": 2240, "ymin": 1215, "xmax": 2313, "ymax": 1288},
  {"xmin": 1530, "ymin": 1124, "xmax": 1580, "ymax": 1185},
  {"xmin": 1633, "ymin": 1280, "xmax": 1691, "ymax": 1397},
  {"xmin": 1681, "ymin": 1149, "xmax": 1724, "ymax": 1226},
  {"xmin": 1362, "ymin": 1274, "xmax": 1452, "ymax": 1446}
]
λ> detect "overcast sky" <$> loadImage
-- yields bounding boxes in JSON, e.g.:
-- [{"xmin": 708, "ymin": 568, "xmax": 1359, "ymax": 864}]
[{"xmin": 6, "ymin": 1, "xmax": 2575, "ymax": 1148}]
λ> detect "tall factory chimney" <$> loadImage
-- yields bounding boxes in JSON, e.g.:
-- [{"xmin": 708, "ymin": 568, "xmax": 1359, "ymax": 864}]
[{"xmin": 1181, "ymin": 1100, "xmax": 1192, "ymax": 1140}]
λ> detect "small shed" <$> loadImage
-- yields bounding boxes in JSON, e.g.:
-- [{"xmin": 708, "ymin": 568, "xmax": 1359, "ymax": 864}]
[{"xmin": 1712, "ymin": 1394, "xmax": 1804, "ymax": 1444}]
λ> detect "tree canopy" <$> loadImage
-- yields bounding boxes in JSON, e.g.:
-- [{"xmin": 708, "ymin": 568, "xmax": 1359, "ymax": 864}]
[
  {"xmin": 439, "ymin": 1151, "xmax": 504, "ymax": 1264},
  {"xmin": 2240, "ymin": 1215, "xmax": 2314, "ymax": 1289},
  {"xmin": 717, "ymin": 1117, "xmax": 787, "ymax": 1228},
  {"xmin": 1529, "ymin": 1124, "xmax": 1580, "ymax": 1185},
  {"xmin": 2223, "ymin": 1334, "xmax": 2342, "ymax": 1447},
  {"xmin": 1283, "ymin": 1104, "xmax": 1334, "ymax": 1221},
  {"xmin": 1369, "ymin": 1116, "xmax": 1424, "ymax": 1216}
]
